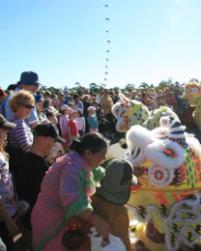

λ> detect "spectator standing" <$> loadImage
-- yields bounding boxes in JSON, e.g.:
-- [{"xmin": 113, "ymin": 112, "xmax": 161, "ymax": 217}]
[
  {"xmin": 45, "ymin": 110, "xmax": 58, "ymax": 125},
  {"xmin": 8, "ymin": 90, "xmax": 34, "ymax": 175},
  {"xmin": 59, "ymin": 105, "xmax": 69, "ymax": 139},
  {"xmin": 35, "ymin": 94, "xmax": 48, "ymax": 124},
  {"xmin": 100, "ymin": 89, "xmax": 113, "ymax": 116},
  {"xmin": 82, "ymin": 95, "xmax": 91, "ymax": 118},
  {"xmin": 87, "ymin": 106, "xmax": 98, "ymax": 133},
  {"xmin": 16, "ymin": 124, "xmax": 65, "ymax": 231},
  {"xmin": 75, "ymin": 109, "xmax": 85, "ymax": 136},
  {"xmin": 64, "ymin": 90, "xmax": 72, "ymax": 105},
  {"xmin": 43, "ymin": 98, "xmax": 58, "ymax": 116},
  {"xmin": 73, "ymin": 94, "xmax": 84, "ymax": 115},
  {"xmin": 66, "ymin": 109, "xmax": 78, "ymax": 147},
  {"xmin": 0, "ymin": 115, "xmax": 21, "ymax": 251},
  {"xmin": 1, "ymin": 71, "xmax": 39, "ymax": 128},
  {"xmin": 112, "ymin": 89, "xmax": 119, "ymax": 104},
  {"xmin": 57, "ymin": 91, "xmax": 65, "ymax": 109},
  {"xmin": 97, "ymin": 108, "xmax": 114, "ymax": 139}
]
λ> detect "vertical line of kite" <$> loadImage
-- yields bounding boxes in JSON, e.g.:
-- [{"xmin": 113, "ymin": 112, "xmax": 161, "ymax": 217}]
[{"xmin": 104, "ymin": 1, "xmax": 111, "ymax": 84}]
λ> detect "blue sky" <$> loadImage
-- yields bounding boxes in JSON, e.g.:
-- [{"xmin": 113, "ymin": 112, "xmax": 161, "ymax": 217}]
[{"xmin": 1, "ymin": 0, "xmax": 201, "ymax": 89}]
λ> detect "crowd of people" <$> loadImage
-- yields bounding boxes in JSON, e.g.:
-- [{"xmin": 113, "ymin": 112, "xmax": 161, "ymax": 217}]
[{"xmin": 0, "ymin": 71, "xmax": 199, "ymax": 251}]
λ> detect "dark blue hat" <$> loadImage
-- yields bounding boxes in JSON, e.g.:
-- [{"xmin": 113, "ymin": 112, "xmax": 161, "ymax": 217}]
[{"xmin": 17, "ymin": 71, "xmax": 40, "ymax": 86}]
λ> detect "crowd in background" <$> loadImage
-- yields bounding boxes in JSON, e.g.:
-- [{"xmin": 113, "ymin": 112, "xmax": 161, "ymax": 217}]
[{"xmin": 0, "ymin": 71, "xmax": 198, "ymax": 251}]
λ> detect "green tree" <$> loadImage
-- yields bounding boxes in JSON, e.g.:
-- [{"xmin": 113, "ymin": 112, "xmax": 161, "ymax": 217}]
[
  {"xmin": 124, "ymin": 83, "xmax": 135, "ymax": 91},
  {"xmin": 157, "ymin": 78, "xmax": 173, "ymax": 90},
  {"xmin": 139, "ymin": 82, "xmax": 150, "ymax": 90}
]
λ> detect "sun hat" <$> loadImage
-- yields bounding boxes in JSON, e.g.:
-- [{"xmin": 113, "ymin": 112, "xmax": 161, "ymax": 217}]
[
  {"xmin": 0, "ymin": 114, "xmax": 16, "ymax": 130},
  {"xmin": 17, "ymin": 71, "xmax": 40, "ymax": 86},
  {"xmin": 96, "ymin": 159, "xmax": 137, "ymax": 204},
  {"xmin": 61, "ymin": 104, "xmax": 70, "ymax": 111},
  {"xmin": 87, "ymin": 106, "xmax": 96, "ymax": 112},
  {"xmin": 33, "ymin": 123, "xmax": 65, "ymax": 143}
]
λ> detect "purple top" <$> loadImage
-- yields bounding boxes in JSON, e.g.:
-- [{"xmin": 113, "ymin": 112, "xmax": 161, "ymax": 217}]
[{"xmin": 31, "ymin": 151, "xmax": 96, "ymax": 251}]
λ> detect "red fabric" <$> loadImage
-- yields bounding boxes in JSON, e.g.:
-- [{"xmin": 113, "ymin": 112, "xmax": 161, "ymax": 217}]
[{"xmin": 66, "ymin": 119, "xmax": 78, "ymax": 146}]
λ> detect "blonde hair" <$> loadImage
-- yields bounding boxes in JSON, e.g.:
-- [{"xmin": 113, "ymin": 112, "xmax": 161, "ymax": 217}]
[{"xmin": 10, "ymin": 90, "xmax": 35, "ymax": 112}]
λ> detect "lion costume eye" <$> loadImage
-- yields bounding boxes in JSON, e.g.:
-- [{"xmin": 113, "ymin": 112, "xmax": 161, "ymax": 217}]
[
  {"xmin": 148, "ymin": 165, "xmax": 175, "ymax": 187},
  {"xmin": 131, "ymin": 148, "xmax": 141, "ymax": 159}
]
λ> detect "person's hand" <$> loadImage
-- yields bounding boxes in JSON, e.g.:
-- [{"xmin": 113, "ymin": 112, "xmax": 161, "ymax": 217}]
[
  {"xmin": 5, "ymin": 218, "xmax": 20, "ymax": 237},
  {"xmin": 91, "ymin": 214, "xmax": 111, "ymax": 239}
]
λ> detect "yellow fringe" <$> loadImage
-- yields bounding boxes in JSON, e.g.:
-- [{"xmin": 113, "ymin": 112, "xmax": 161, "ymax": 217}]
[{"xmin": 134, "ymin": 223, "xmax": 168, "ymax": 251}]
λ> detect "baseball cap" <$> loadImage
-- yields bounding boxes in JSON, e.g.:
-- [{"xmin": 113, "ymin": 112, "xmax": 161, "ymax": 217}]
[
  {"xmin": 0, "ymin": 114, "xmax": 16, "ymax": 130},
  {"xmin": 96, "ymin": 159, "xmax": 137, "ymax": 204},
  {"xmin": 33, "ymin": 123, "xmax": 65, "ymax": 143}
]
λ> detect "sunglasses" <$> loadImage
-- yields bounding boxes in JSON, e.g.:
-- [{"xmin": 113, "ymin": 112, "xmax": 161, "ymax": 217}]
[{"xmin": 19, "ymin": 103, "xmax": 34, "ymax": 109}]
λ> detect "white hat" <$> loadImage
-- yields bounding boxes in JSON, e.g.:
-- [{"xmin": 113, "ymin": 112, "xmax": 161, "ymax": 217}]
[
  {"xmin": 87, "ymin": 106, "xmax": 96, "ymax": 112},
  {"xmin": 61, "ymin": 105, "xmax": 69, "ymax": 111}
]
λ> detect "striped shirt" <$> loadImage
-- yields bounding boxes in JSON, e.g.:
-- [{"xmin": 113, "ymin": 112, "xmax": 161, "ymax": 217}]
[{"xmin": 9, "ymin": 118, "xmax": 33, "ymax": 152}]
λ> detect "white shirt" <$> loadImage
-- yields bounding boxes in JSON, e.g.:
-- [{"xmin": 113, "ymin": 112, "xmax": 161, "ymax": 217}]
[{"xmin": 75, "ymin": 117, "xmax": 85, "ymax": 132}]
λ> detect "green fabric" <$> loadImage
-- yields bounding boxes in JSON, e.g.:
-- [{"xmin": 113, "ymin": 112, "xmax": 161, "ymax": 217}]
[
  {"xmin": 64, "ymin": 196, "xmax": 93, "ymax": 222},
  {"xmin": 80, "ymin": 169, "xmax": 96, "ymax": 189},
  {"xmin": 93, "ymin": 166, "xmax": 106, "ymax": 183}
]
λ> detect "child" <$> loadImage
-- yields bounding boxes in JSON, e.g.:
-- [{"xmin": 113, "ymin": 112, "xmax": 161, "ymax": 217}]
[
  {"xmin": 45, "ymin": 110, "xmax": 58, "ymax": 125},
  {"xmin": 59, "ymin": 104, "xmax": 70, "ymax": 139},
  {"xmin": 87, "ymin": 106, "xmax": 98, "ymax": 132},
  {"xmin": 91, "ymin": 159, "xmax": 137, "ymax": 251},
  {"xmin": 75, "ymin": 109, "xmax": 85, "ymax": 136},
  {"xmin": 66, "ymin": 109, "xmax": 78, "ymax": 147}
]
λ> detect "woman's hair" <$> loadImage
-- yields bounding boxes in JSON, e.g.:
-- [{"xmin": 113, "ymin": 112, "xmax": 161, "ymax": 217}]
[
  {"xmin": 43, "ymin": 98, "xmax": 51, "ymax": 109},
  {"xmin": 10, "ymin": 90, "xmax": 35, "ymax": 112},
  {"xmin": 60, "ymin": 109, "xmax": 66, "ymax": 115},
  {"xmin": 77, "ymin": 109, "xmax": 82, "ymax": 117},
  {"xmin": 71, "ymin": 132, "xmax": 108, "ymax": 155},
  {"xmin": 44, "ymin": 109, "xmax": 54, "ymax": 119}
]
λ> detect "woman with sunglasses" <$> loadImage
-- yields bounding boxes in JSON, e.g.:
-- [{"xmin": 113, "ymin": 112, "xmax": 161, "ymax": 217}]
[{"xmin": 7, "ymin": 90, "xmax": 35, "ymax": 176}]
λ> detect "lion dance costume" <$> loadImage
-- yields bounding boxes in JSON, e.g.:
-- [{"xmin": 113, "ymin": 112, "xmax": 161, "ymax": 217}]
[
  {"xmin": 110, "ymin": 93, "xmax": 201, "ymax": 250},
  {"xmin": 126, "ymin": 116, "xmax": 201, "ymax": 251}
]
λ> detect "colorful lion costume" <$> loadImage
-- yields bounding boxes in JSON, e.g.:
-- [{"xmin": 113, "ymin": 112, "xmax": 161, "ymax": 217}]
[
  {"xmin": 111, "ymin": 93, "xmax": 178, "ymax": 132},
  {"xmin": 125, "ymin": 116, "xmax": 201, "ymax": 251},
  {"xmin": 183, "ymin": 81, "xmax": 201, "ymax": 131}
]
